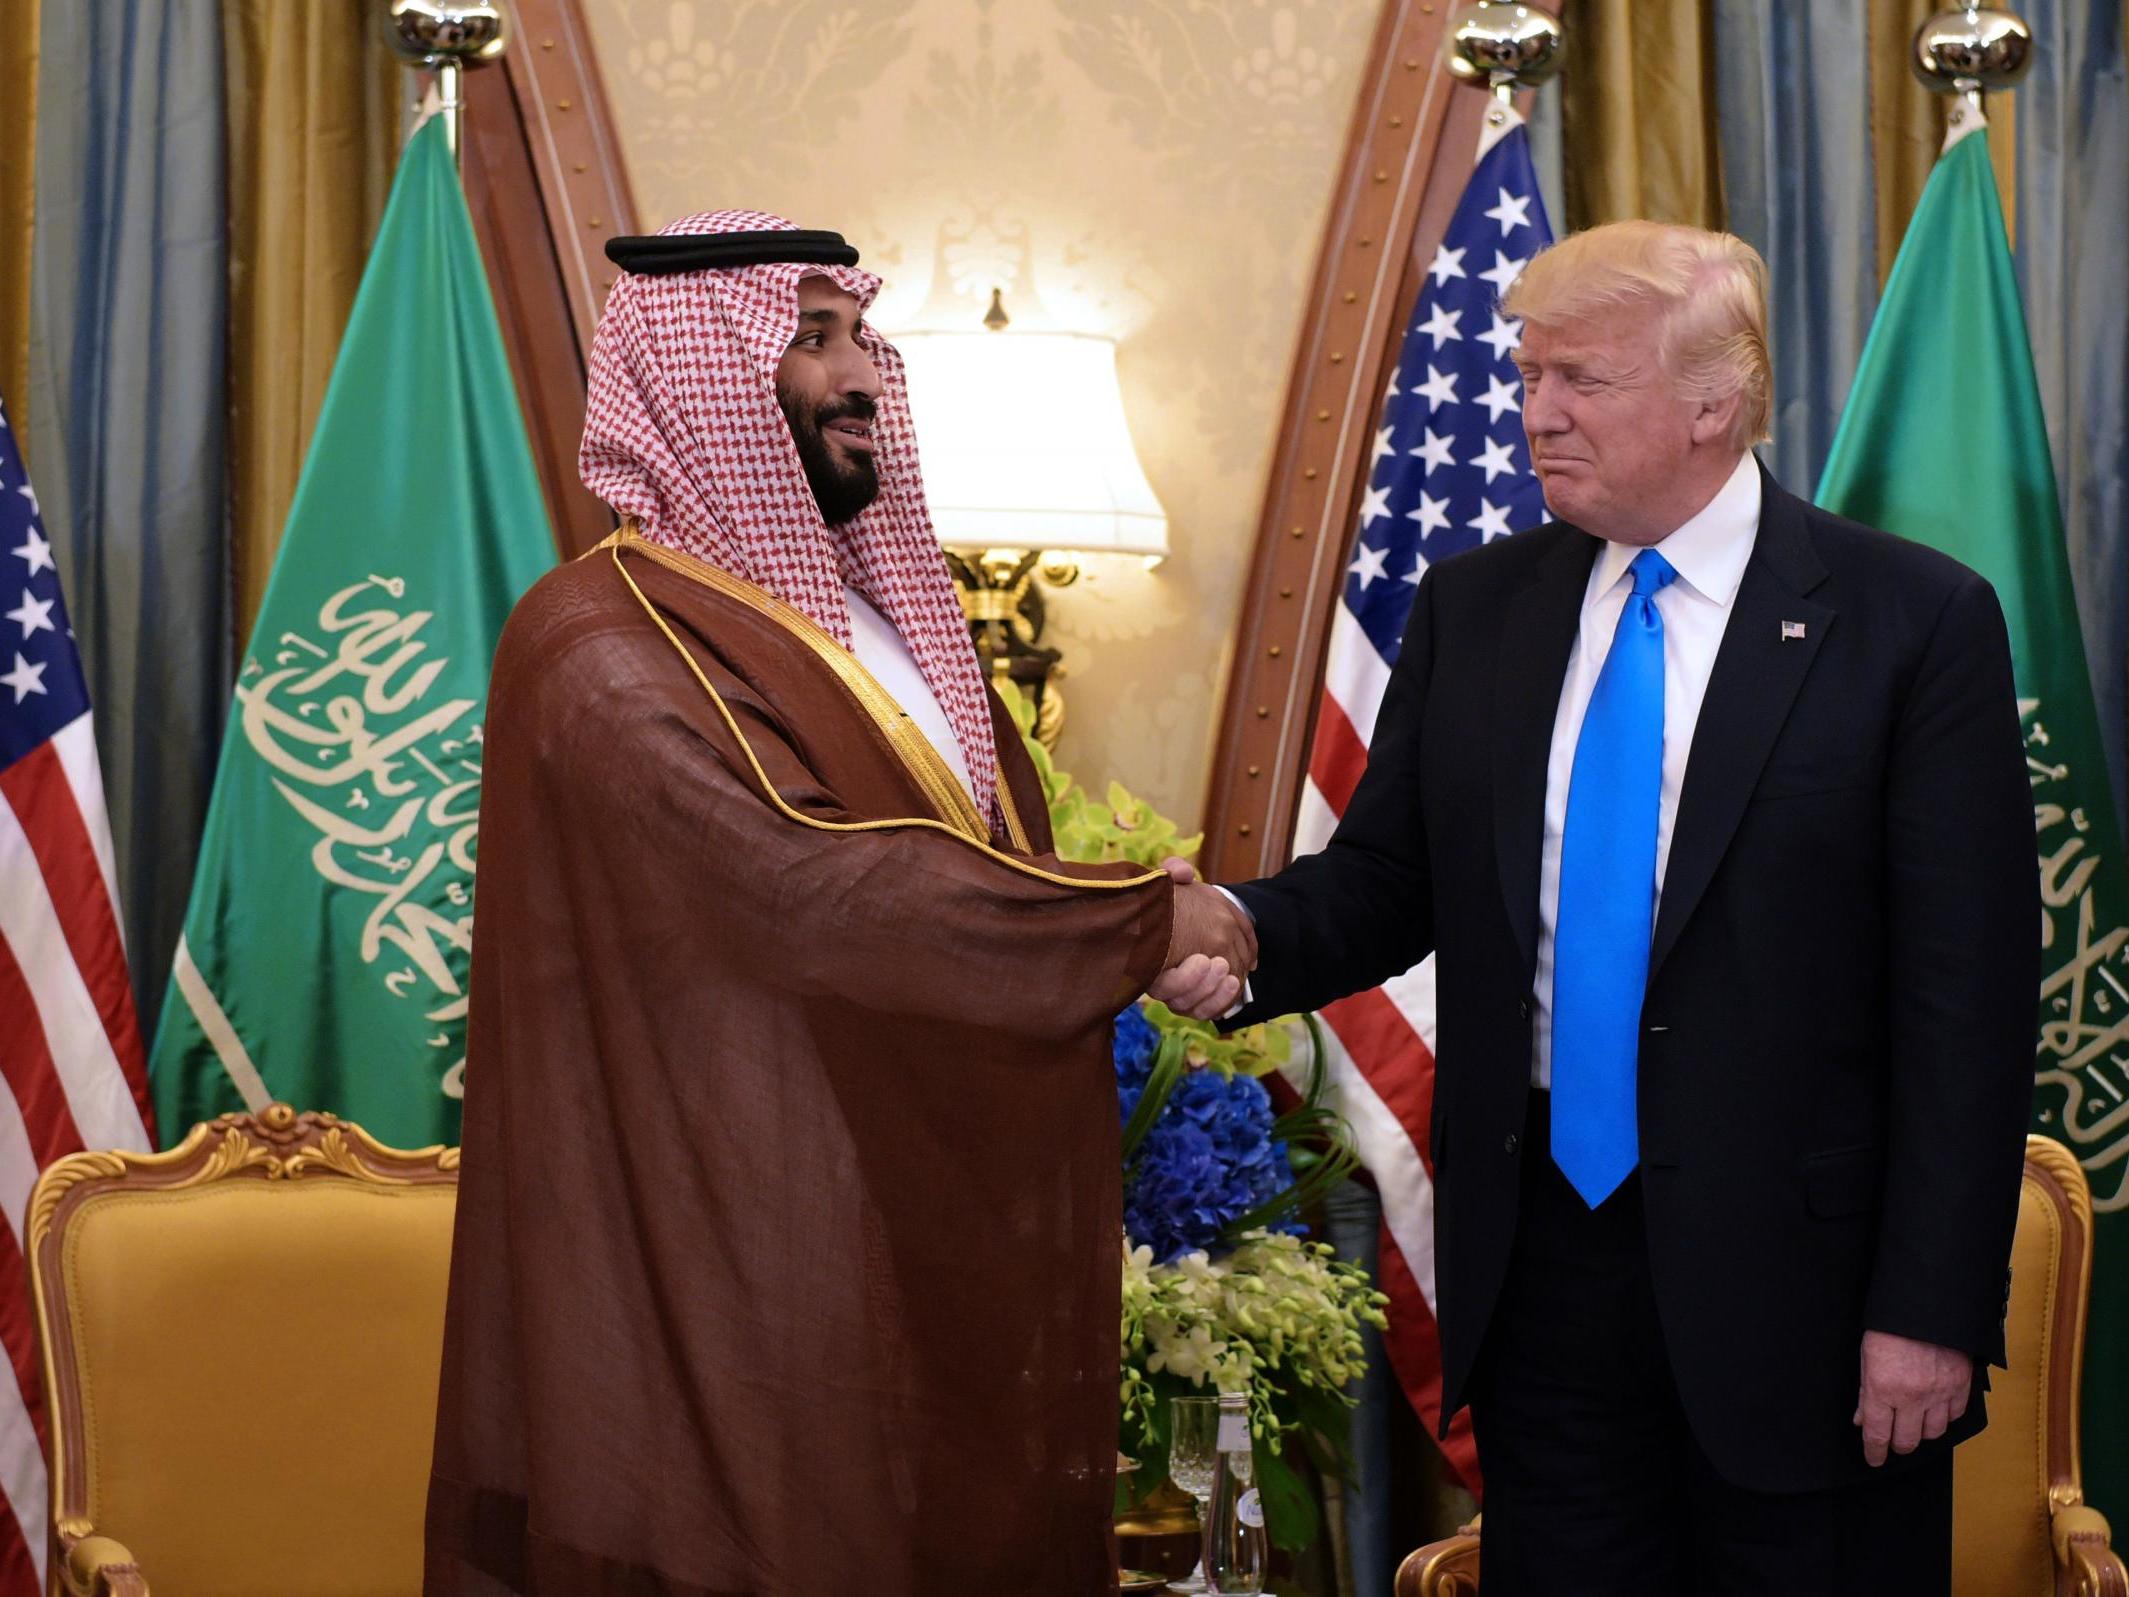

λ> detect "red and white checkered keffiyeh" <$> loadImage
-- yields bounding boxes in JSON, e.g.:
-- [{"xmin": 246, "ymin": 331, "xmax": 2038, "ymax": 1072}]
[{"xmin": 581, "ymin": 208, "xmax": 1001, "ymax": 827}]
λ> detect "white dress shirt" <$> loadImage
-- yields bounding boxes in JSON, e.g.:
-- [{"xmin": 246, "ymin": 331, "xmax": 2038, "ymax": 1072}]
[
  {"xmin": 842, "ymin": 585, "xmax": 977, "ymax": 804},
  {"xmin": 1529, "ymin": 453, "xmax": 1762, "ymax": 1087}
]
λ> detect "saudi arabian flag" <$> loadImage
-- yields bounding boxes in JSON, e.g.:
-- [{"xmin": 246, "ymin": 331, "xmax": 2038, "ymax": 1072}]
[
  {"xmin": 149, "ymin": 115, "xmax": 554, "ymax": 1149},
  {"xmin": 1819, "ymin": 112, "xmax": 2129, "ymax": 1517}
]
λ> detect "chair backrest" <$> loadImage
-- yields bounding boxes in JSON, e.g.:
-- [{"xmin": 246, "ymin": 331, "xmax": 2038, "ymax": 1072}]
[
  {"xmin": 29, "ymin": 1106, "xmax": 457, "ymax": 1597},
  {"xmin": 1953, "ymin": 1134, "xmax": 2094, "ymax": 1597}
]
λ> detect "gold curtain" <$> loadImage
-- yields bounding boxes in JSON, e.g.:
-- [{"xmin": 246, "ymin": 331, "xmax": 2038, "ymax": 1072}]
[
  {"xmin": 224, "ymin": 0, "xmax": 402, "ymax": 648},
  {"xmin": 1558, "ymin": 0, "xmax": 1725, "ymax": 232},
  {"xmin": 1868, "ymin": 0, "xmax": 2018, "ymax": 284},
  {"xmin": 0, "ymin": 0, "xmax": 38, "ymax": 446}
]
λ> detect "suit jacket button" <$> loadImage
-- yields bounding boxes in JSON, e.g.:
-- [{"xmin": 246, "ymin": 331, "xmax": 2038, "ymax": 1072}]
[
  {"xmin": 1517, "ymin": 996, "xmax": 1533, "ymax": 1022},
  {"xmin": 1504, "ymin": 1133, "xmax": 1520, "ymax": 1155}
]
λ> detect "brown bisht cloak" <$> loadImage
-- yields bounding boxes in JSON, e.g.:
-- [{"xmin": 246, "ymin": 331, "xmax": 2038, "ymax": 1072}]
[{"xmin": 425, "ymin": 532, "xmax": 1173, "ymax": 1596}]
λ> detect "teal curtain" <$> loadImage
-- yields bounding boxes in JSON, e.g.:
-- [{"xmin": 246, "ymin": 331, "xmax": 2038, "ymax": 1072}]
[
  {"xmin": 2013, "ymin": 0, "xmax": 2129, "ymax": 819},
  {"xmin": 26, "ymin": 0, "xmax": 229, "ymax": 1032},
  {"xmin": 1711, "ymin": 0, "xmax": 1880, "ymax": 496},
  {"xmin": 1703, "ymin": 0, "xmax": 2127, "ymax": 821}
]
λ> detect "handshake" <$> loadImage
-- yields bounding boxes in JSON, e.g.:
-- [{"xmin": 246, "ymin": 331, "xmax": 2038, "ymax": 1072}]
[{"xmin": 1146, "ymin": 857, "xmax": 1260, "ymax": 1021}]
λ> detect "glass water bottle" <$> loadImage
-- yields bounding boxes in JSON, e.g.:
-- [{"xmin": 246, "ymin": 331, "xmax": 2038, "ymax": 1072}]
[{"xmin": 1203, "ymin": 1391, "xmax": 1267, "ymax": 1594}]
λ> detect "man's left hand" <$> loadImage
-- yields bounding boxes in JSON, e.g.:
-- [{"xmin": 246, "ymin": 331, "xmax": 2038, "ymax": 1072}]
[{"xmin": 1853, "ymin": 1329, "xmax": 1972, "ymax": 1466}]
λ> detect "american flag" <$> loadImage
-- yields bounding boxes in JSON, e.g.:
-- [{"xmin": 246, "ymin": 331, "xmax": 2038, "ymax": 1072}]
[
  {"xmin": 0, "ymin": 396, "xmax": 155, "ymax": 1588},
  {"xmin": 1294, "ymin": 108, "xmax": 1552, "ymax": 1491}
]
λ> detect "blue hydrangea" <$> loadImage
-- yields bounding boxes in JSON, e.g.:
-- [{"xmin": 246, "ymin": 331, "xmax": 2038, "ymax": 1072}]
[{"xmin": 1114, "ymin": 1004, "xmax": 1299, "ymax": 1263}]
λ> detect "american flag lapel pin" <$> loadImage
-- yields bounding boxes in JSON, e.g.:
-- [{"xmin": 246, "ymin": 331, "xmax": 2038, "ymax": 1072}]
[{"xmin": 1781, "ymin": 620, "xmax": 1808, "ymax": 642}]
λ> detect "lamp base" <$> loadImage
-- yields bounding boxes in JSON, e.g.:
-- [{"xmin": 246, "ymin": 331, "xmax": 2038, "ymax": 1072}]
[{"xmin": 945, "ymin": 548, "xmax": 1071, "ymax": 749}]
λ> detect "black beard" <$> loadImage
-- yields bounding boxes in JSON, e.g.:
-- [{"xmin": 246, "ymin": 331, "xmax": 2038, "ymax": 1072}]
[{"xmin": 776, "ymin": 384, "xmax": 880, "ymax": 526}]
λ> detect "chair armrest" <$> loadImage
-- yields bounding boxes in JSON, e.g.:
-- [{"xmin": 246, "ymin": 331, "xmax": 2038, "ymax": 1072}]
[
  {"xmin": 2053, "ymin": 1503, "xmax": 2129, "ymax": 1597},
  {"xmin": 1394, "ymin": 1531, "xmax": 1481, "ymax": 1597},
  {"xmin": 60, "ymin": 1535, "xmax": 148, "ymax": 1597}
]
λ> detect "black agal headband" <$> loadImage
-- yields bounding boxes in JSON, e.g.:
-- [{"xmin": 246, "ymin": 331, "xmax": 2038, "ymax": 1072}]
[{"xmin": 603, "ymin": 230, "xmax": 861, "ymax": 275}]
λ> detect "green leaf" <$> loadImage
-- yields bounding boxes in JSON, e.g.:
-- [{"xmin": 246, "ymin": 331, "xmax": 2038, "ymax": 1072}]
[
  {"xmin": 1289, "ymin": 1385, "xmax": 1358, "ymax": 1480},
  {"xmin": 1253, "ymin": 1444, "xmax": 1319, "ymax": 1553},
  {"xmin": 1121, "ymin": 1030, "xmax": 1191, "ymax": 1165}
]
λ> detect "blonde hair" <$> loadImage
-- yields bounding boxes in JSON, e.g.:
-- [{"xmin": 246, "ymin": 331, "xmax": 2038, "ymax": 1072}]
[{"xmin": 1502, "ymin": 220, "xmax": 1773, "ymax": 449}]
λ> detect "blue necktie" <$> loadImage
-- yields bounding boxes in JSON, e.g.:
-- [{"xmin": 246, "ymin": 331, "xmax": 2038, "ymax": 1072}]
[{"xmin": 1552, "ymin": 547, "xmax": 1676, "ymax": 1208}]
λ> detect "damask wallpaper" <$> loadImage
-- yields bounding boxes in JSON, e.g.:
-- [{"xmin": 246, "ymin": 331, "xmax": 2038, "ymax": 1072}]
[{"xmin": 584, "ymin": 0, "xmax": 1387, "ymax": 826}]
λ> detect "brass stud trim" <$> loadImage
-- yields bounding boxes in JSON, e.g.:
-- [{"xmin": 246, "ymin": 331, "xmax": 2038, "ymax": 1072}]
[
  {"xmin": 1278, "ymin": 586, "xmax": 1293, "ymax": 598},
  {"xmin": 1329, "ymin": 352, "xmax": 1345, "ymax": 364},
  {"xmin": 557, "ymin": 98, "xmax": 573, "ymax": 111},
  {"xmin": 1316, "ymin": 409, "xmax": 1331, "ymax": 421},
  {"xmin": 1303, "ymin": 467, "xmax": 1319, "ymax": 480},
  {"xmin": 1342, "ymin": 291, "xmax": 1357, "ymax": 304},
  {"xmin": 1268, "ymin": 645, "xmax": 1283, "ymax": 658},
  {"xmin": 1248, "ymin": 765, "xmax": 1261, "ymax": 777},
  {"xmin": 1256, "ymin": 707, "xmax": 1270, "ymax": 719}
]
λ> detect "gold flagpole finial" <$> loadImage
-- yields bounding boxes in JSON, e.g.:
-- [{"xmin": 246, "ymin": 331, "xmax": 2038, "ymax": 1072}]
[
  {"xmin": 1445, "ymin": 2, "xmax": 1565, "ymax": 118},
  {"xmin": 383, "ymin": 1, "xmax": 509, "ymax": 166},
  {"xmin": 1912, "ymin": 7, "xmax": 2033, "ymax": 134}
]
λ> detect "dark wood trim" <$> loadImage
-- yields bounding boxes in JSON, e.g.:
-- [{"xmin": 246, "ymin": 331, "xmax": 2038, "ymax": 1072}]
[
  {"xmin": 461, "ymin": 0, "xmax": 639, "ymax": 559},
  {"xmin": 1198, "ymin": 0, "xmax": 1520, "ymax": 881}
]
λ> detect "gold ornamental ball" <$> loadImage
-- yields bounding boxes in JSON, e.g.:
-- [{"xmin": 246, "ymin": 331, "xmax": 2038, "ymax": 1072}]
[
  {"xmin": 1446, "ymin": 3, "xmax": 1566, "ymax": 90},
  {"xmin": 383, "ymin": 0, "xmax": 509, "ymax": 68},
  {"xmin": 1912, "ymin": 7, "xmax": 2034, "ymax": 93}
]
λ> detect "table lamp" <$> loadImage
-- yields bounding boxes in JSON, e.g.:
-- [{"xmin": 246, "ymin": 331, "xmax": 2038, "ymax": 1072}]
[{"xmin": 894, "ymin": 293, "xmax": 1169, "ymax": 745}]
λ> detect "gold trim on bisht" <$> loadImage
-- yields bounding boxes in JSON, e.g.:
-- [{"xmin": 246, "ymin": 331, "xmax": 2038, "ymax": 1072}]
[
  {"xmin": 609, "ymin": 527, "xmax": 987, "ymax": 840},
  {"xmin": 600, "ymin": 529, "xmax": 1162, "ymax": 893}
]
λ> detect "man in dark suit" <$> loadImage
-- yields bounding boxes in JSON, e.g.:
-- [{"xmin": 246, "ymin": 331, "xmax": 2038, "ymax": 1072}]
[{"xmin": 1153, "ymin": 221, "xmax": 2037, "ymax": 1592}]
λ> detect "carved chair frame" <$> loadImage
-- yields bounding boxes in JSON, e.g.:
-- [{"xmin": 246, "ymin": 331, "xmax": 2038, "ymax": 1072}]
[{"xmin": 26, "ymin": 1106, "xmax": 458, "ymax": 1597}]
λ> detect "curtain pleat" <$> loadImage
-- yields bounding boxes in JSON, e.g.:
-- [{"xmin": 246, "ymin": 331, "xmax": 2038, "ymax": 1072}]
[
  {"xmin": 1711, "ymin": 0, "xmax": 1878, "ymax": 495},
  {"xmin": 223, "ymin": 0, "xmax": 402, "ymax": 649},
  {"xmin": 0, "ymin": 0, "xmax": 38, "ymax": 439},
  {"xmin": 26, "ymin": 0, "xmax": 231, "ymax": 1032},
  {"xmin": 2011, "ymin": 0, "xmax": 2129, "ymax": 831},
  {"xmin": 1558, "ymin": 0, "xmax": 1724, "ymax": 230}
]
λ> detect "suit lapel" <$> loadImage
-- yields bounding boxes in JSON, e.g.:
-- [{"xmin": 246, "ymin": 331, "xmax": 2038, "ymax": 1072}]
[
  {"xmin": 1648, "ymin": 475, "xmax": 1834, "ymax": 979},
  {"xmin": 1494, "ymin": 527, "xmax": 1600, "ymax": 982}
]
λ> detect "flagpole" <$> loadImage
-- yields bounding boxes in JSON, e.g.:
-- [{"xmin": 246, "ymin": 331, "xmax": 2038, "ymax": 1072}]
[
  {"xmin": 383, "ymin": 0, "xmax": 510, "ymax": 166},
  {"xmin": 1911, "ymin": 6, "xmax": 2034, "ymax": 141}
]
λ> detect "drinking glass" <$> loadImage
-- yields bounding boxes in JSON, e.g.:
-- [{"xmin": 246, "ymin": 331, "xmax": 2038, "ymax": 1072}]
[{"xmin": 1166, "ymin": 1395, "xmax": 1221, "ymax": 1594}]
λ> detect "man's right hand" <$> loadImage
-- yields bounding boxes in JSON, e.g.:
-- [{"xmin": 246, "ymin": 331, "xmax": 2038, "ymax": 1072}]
[{"xmin": 1148, "ymin": 857, "xmax": 1257, "ymax": 1020}]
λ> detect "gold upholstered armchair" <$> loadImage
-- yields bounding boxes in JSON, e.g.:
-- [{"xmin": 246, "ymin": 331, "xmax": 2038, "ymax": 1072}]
[
  {"xmin": 27, "ymin": 1105, "xmax": 458, "ymax": 1597},
  {"xmin": 1395, "ymin": 1135, "xmax": 2129, "ymax": 1597}
]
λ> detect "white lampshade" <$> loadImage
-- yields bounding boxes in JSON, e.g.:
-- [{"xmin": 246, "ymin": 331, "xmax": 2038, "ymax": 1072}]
[{"xmin": 892, "ymin": 327, "xmax": 1170, "ymax": 561}]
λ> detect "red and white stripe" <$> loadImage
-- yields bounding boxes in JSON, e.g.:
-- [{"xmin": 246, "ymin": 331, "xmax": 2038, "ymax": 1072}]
[
  {"xmin": 1290, "ymin": 608, "xmax": 1482, "ymax": 1493},
  {"xmin": 0, "ymin": 710, "xmax": 155, "ymax": 1586}
]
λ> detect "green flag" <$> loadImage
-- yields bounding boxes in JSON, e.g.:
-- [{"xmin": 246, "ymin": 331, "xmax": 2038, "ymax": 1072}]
[
  {"xmin": 149, "ymin": 117, "xmax": 554, "ymax": 1149},
  {"xmin": 1819, "ymin": 117, "xmax": 2129, "ymax": 1517}
]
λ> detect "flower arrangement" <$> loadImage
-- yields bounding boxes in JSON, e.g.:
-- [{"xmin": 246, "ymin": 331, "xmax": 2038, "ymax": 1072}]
[
  {"xmin": 1005, "ymin": 693, "xmax": 1388, "ymax": 1552},
  {"xmin": 1112, "ymin": 1001, "xmax": 1296, "ymax": 1263},
  {"xmin": 1120, "ymin": 1230, "xmax": 1388, "ymax": 1544}
]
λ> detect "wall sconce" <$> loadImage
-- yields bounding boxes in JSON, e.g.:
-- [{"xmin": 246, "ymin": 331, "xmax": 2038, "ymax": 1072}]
[{"xmin": 895, "ymin": 293, "xmax": 1169, "ymax": 747}]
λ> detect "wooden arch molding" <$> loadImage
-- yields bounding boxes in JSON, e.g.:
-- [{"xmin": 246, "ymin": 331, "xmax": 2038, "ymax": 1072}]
[
  {"xmin": 460, "ymin": 0, "xmax": 639, "ymax": 559},
  {"xmin": 1199, "ymin": 2, "xmax": 1543, "ymax": 881}
]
